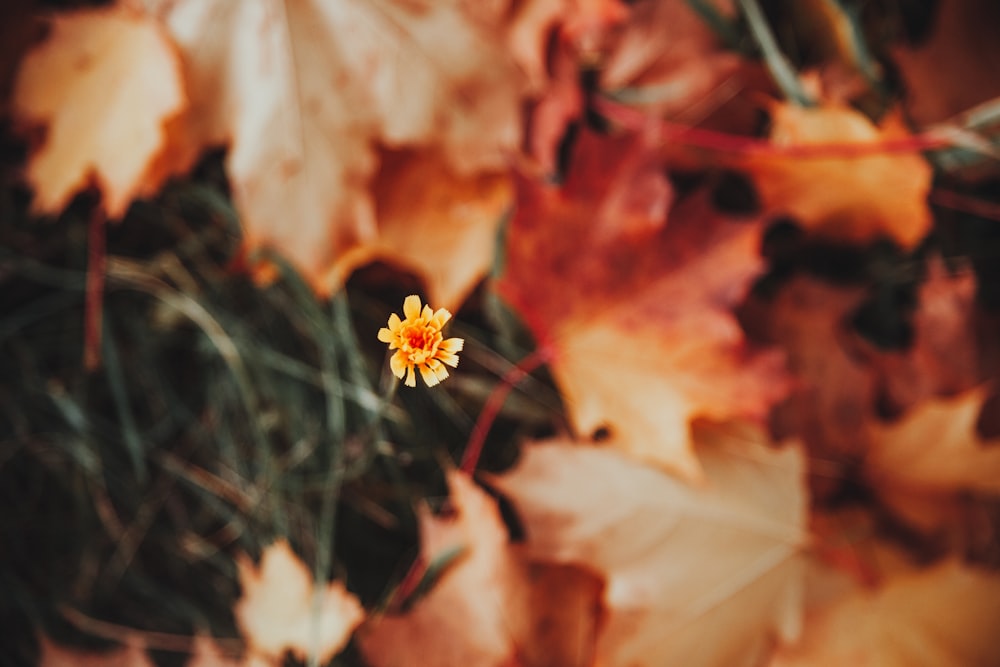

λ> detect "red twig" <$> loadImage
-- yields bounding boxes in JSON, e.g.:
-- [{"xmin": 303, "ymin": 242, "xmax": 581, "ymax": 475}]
[
  {"xmin": 388, "ymin": 553, "xmax": 426, "ymax": 613},
  {"xmin": 84, "ymin": 206, "xmax": 107, "ymax": 371},
  {"xmin": 389, "ymin": 347, "xmax": 554, "ymax": 611},
  {"xmin": 460, "ymin": 346, "xmax": 553, "ymax": 474},
  {"xmin": 595, "ymin": 98, "xmax": 951, "ymax": 158},
  {"xmin": 931, "ymin": 189, "xmax": 1000, "ymax": 222}
]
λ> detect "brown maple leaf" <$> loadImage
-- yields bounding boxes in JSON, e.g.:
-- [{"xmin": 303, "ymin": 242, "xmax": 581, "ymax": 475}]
[
  {"xmin": 746, "ymin": 276, "xmax": 874, "ymax": 464},
  {"xmin": 860, "ymin": 258, "xmax": 983, "ymax": 414},
  {"xmin": 890, "ymin": 0, "xmax": 1000, "ymax": 126},
  {"xmin": 749, "ymin": 262, "xmax": 985, "ymax": 500},
  {"xmin": 599, "ymin": 0, "xmax": 745, "ymax": 117},
  {"xmin": 491, "ymin": 423, "xmax": 807, "ymax": 667},
  {"xmin": 11, "ymin": 4, "xmax": 185, "ymax": 218},
  {"xmin": 497, "ymin": 129, "xmax": 788, "ymax": 479}
]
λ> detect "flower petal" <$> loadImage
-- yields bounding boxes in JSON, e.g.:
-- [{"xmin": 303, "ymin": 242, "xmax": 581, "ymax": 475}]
[
  {"xmin": 404, "ymin": 365, "xmax": 417, "ymax": 387},
  {"xmin": 432, "ymin": 308, "xmax": 452, "ymax": 328},
  {"xmin": 439, "ymin": 337, "xmax": 465, "ymax": 354},
  {"xmin": 390, "ymin": 352, "xmax": 407, "ymax": 380},
  {"xmin": 438, "ymin": 353, "xmax": 460, "ymax": 368},
  {"xmin": 420, "ymin": 364, "xmax": 440, "ymax": 387},
  {"xmin": 432, "ymin": 363, "xmax": 450, "ymax": 382},
  {"xmin": 403, "ymin": 295, "xmax": 422, "ymax": 321},
  {"xmin": 421, "ymin": 304, "xmax": 434, "ymax": 321},
  {"xmin": 377, "ymin": 327, "xmax": 394, "ymax": 343},
  {"xmin": 387, "ymin": 313, "xmax": 402, "ymax": 333}
]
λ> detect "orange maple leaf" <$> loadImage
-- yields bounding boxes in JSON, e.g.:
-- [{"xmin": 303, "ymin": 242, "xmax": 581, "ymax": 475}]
[
  {"xmin": 11, "ymin": 5, "xmax": 185, "ymax": 218},
  {"xmin": 498, "ymin": 129, "xmax": 788, "ymax": 479},
  {"xmin": 741, "ymin": 102, "xmax": 934, "ymax": 249},
  {"xmin": 866, "ymin": 387, "xmax": 1000, "ymax": 496},
  {"xmin": 335, "ymin": 149, "xmax": 512, "ymax": 311}
]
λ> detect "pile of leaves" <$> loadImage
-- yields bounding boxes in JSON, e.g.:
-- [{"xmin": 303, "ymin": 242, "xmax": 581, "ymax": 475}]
[{"xmin": 3, "ymin": 0, "xmax": 1000, "ymax": 665}]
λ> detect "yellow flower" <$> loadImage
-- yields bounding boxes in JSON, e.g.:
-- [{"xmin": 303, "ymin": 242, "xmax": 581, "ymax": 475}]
[{"xmin": 378, "ymin": 295, "xmax": 464, "ymax": 387}]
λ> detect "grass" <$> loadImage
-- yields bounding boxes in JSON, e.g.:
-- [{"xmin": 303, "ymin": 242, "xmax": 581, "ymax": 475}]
[{"xmin": 0, "ymin": 154, "xmax": 562, "ymax": 667}]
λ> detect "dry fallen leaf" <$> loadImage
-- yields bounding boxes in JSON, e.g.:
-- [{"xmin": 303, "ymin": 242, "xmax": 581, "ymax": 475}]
[
  {"xmin": 498, "ymin": 129, "xmax": 788, "ymax": 479},
  {"xmin": 742, "ymin": 103, "xmax": 933, "ymax": 248},
  {"xmin": 492, "ymin": 425, "xmax": 807, "ymax": 667},
  {"xmin": 866, "ymin": 387, "xmax": 1000, "ymax": 496},
  {"xmin": 770, "ymin": 559, "xmax": 1000, "ymax": 667},
  {"xmin": 746, "ymin": 276, "xmax": 873, "ymax": 467},
  {"xmin": 336, "ymin": 149, "xmax": 512, "ymax": 311},
  {"xmin": 600, "ymin": 0, "xmax": 744, "ymax": 116},
  {"xmin": 143, "ymin": 0, "xmax": 529, "ymax": 293},
  {"xmin": 11, "ymin": 4, "xmax": 185, "ymax": 218},
  {"xmin": 507, "ymin": 0, "xmax": 627, "ymax": 90},
  {"xmin": 890, "ymin": 0, "xmax": 1000, "ymax": 125},
  {"xmin": 359, "ymin": 470, "xmax": 529, "ymax": 667},
  {"xmin": 516, "ymin": 561, "xmax": 604, "ymax": 667},
  {"xmin": 38, "ymin": 634, "xmax": 154, "ymax": 667},
  {"xmin": 860, "ymin": 258, "xmax": 982, "ymax": 414},
  {"xmin": 234, "ymin": 539, "xmax": 364, "ymax": 665}
]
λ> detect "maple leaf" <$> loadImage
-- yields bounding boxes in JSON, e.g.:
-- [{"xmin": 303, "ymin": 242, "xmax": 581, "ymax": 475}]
[
  {"xmin": 865, "ymin": 387, "xmax": 1000, "ymax": 496},
  {"xmin": 491, "ymin": 424, "xmax": 807, "ymax": 667},
  {"xmin": 599, "ymin": 0, "xmax": 744, "ymax": 116},
  {"xmin": 744, "ymin": 275, "xmax": 876, "ymax": 486},
  {"xmin": 143, "ymin": 0, "xmax": 528, "ymax": 293},
  {"xmin": 507, "ymin": 0, "xmax": 627, "ymax": 90},
  {"xmin": 516, "ymin": 561, "xmax": 604, "ymax": 667},
  {"xmin": 11, "ymin": 5, "xmax": 185, "ymax": 218},
  {"xmin": 890, "ymin": 0, "xmax": 1000, "ymax": 126},
  {"xmin": 740, "ymin": 102, "xmax": 933, "ymax": 248},
  {"xmin": 233, "ymin": 539, "xmax": 364, "ymax": 665},
  {"xmin": 37, "ymin": 634, "xmax": 154, "ymax": 667},
  {"xmin": 747, "ymin": 265, "xmax": 983, "ymax": 493},
  {"xmin": 358, "ymin": 470, "xmax": 530, "ymax": 667},
  {"xmin": 859, "ymin": 258, "xmax": 983, "ymax": 414},
  {"xmin": 337, "ymin": 149, "xmax": 512, "ymax": 311},
  {"xmin": 770, "ymin": 559, "xmax": 1000, "ymax": 667},
  {"xmin": 497, "ymin": 129, "xmax": 788, "ymax": 479}
]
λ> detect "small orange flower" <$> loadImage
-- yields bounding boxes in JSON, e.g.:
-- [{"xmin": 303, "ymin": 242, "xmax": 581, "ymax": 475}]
[{"xmin": 378, "ymin": 295, "xmax": 464, "ymax": 387}]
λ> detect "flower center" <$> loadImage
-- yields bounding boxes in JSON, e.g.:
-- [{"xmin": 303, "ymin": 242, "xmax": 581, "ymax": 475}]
[{"xmin": 400, "ymin": 322, "xmax": 442, "ymax": 365}]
